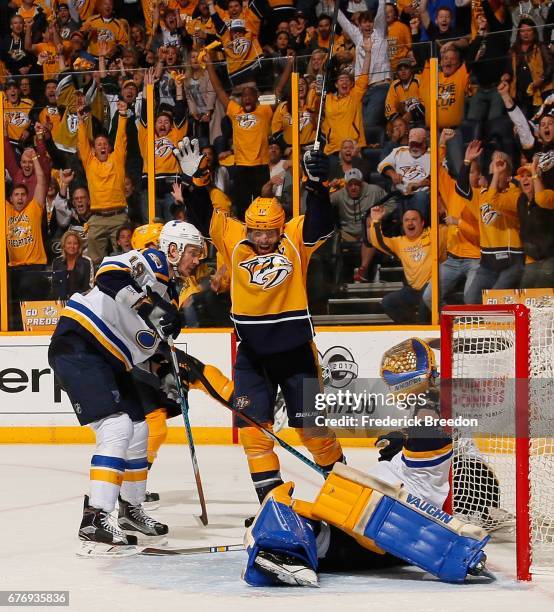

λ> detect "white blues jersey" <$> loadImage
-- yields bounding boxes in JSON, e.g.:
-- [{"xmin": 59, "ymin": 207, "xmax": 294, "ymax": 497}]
[
  {"xmin": 54, "ymin": 249, "xmax": 178, "ymax": 370},
  {"xmin": 370, "ymin": 438, "xmax": 452, "ymax": 509}
]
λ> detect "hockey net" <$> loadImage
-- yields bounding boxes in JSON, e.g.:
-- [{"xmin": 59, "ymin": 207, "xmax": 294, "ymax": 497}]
[{"xmin": 440, "ymin": 304, "xmax": 554, "ymax": 581}]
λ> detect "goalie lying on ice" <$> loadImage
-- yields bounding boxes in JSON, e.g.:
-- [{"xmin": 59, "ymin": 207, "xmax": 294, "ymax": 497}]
[{"xmin": 243, "ymin": 433, "xmax": 489, "ymax": 586}]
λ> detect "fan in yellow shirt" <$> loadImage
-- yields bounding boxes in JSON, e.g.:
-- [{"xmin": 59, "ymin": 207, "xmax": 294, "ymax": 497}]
[
  {"xmin": 6, "ymin": 148, "xmax": 50, "ymax": 315},
  {"xmin": 322, "ymin": 38, "xmax": 372, "ymax": 155},
  {"xmin": 82, "ymin": 2, "xmax": 129, "ymax": 57},
  {"xmin": 77, "ymin": 99, "xmax": 129, "ymax": 264},
  {"xmin": 420, "ymin": 47, "xmax": 470, "ymax": 129},
  {"xmin": 368, "ymin": 205, "xmax": 447, "ymax": 323}
]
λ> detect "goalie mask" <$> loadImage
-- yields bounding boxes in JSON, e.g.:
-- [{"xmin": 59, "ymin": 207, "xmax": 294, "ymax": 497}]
[
  {"xmin": 159, "ymin": 221, "xmax": 206, "ymax": 277},
  {"xmin": 380, "ymin": 338, "xmax": 438, "ymax": 398},
  {"xmin": 131, "ymin": 223, "xmax": 164, "ymax": 250}
]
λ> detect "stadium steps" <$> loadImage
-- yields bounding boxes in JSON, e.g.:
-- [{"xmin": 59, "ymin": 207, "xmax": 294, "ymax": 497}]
[{"xmin": 326, "ymin": 282, "xmax": 404, "ymax": 318}]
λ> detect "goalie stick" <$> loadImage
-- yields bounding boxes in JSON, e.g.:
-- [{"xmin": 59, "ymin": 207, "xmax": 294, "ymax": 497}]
[{"xmin": 140, "ymin": 543, "xmax": 244, "ymax": 556}]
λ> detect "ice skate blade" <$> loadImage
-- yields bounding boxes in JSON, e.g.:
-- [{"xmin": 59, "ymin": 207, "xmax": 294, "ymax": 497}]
[
  {"xmin": 76, "ymin": 541, "xmax": 139, "ymax": 558},
  {"xmin": 142, "ymin": 500, "xmax": 160, "ymax": 511},
  {"xmin": 121, "ymin": 531, "xmax": 168, "ymax": 546}
]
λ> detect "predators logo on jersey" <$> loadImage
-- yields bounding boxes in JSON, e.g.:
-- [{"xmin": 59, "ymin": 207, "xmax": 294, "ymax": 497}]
[
  {"xmin": 7, "ymin": 111, "xmax": 29, "ymax": 127},
  {"xmin": 231, "ymin": 37, "xmax": 250, "ymax": 56},
  {"xmin": 239, "ymin": 253, "xmax": 293, "ymax": 289},
  {"xmin": 237, "ymin": 113, "xmax": 258, "ymax": 129},
  {"xmin": 154, "ymin": 137, "xmax": 175, "ymax": 158},
  {"xmin": 97, "ymin": 29, "xmax": 116, "ymax": 43},
  {"xmin": 480, "ymin": 203, "xmax": 499, "ymax": 225}
]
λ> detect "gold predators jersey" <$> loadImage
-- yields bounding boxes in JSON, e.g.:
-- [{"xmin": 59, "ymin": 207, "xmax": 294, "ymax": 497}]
[
  {"xmin": 4, "ymin": 97, "xmax": 34, "ymax": 142},
  {"xmin": 209, "ymin": 210, "xmax": 326, "ymax": 354}
]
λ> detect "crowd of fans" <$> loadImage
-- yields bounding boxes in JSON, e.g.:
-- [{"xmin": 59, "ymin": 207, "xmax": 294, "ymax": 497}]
[{"xmin": 1, "ymin": 0, "xmax": 553, "ymax": 328}]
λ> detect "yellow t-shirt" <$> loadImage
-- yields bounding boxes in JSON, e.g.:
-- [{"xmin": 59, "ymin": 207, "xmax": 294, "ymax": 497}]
[
  {"xmin": 6, "ymin": 199, "xmax": 47, "ymax": 266},
  {"xmin": 34, "ymin": 41, "xmax": 72, "ymax": 80},
  {"xmin": 226, "ymin": 99, "xmax": 273, "ymax": 166},
  {"xmin": 369, "ymin": 223, "xmax": 447, "ymax": 290},
  {"xmin": 387, "ymin": 21, "xmax": 412, "ymax": 71},
  {"xmin": 323, "ymin": 74, "xmax": 368, "ymax": 154},
  {"xmin": 438, "ymin": 151, "xmax": 480, "ymax": 259},
  {"xmin": 77, "ymin": 116, "xmax": 128, "ymax": 211},
  {"xmin": 420, "ymin": 61, "xmax": 470, "ymax": 129}
]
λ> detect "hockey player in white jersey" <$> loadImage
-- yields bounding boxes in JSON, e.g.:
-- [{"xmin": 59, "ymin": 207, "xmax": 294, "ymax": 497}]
[
  {"xmin": 48, "ymin": 221, "xmax": 206, "ymax": 554},
  {"xmin": 242, "ymin": 339, "xmax": 491, "ymax": 586}
]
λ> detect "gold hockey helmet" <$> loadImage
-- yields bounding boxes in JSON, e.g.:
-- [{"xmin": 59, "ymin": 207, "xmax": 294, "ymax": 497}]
[
  {"xmin": 131, "ymin": 223, "xmax": 164, "ymax": 250},
  {"xmin": 245, "ymin": 197, "xmax": 285, "ymax": 231}
]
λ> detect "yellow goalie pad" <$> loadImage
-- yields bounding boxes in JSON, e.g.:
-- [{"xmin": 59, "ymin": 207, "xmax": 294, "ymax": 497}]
[{"xmin": 309, "ymin": 465, "xmax": 400, "ymax": 555}]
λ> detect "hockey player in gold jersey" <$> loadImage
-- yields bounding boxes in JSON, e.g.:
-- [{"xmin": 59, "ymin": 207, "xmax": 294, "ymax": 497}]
[{"xmin": 172, "ymin": 138, "xmax": 345, "ymax": 502}]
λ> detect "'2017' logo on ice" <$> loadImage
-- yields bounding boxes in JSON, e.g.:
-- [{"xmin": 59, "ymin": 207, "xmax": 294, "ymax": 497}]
[{"xmin": 319, "ymin": 346, "xmax": 358, "ymax": 389}]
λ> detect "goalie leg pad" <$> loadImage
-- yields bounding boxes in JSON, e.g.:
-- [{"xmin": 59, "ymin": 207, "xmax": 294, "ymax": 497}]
[
  {"xmin": 243, "ymin": 483, "xmax": 318, "ymax": 586},
  {"xmin": 312, "ymin": 464, "xmax": 490, "ymax": 582},
  {"xmin": 145, "ymin": 408, "xmax": 168, "ymax": 466}
]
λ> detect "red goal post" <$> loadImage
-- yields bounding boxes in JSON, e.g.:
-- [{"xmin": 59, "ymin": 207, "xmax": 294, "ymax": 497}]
[{"xmin": 440, "ymin": 304, "xmax": 554, "ymax": 581}]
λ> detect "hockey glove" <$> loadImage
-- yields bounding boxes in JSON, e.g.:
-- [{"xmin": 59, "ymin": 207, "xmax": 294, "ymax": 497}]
[
  {"xmin": 172, "ymin": 137, "xmax": 205, "ymax": 183},
  {"xmin": 136, "ymin": 288, "xmax": 182, "ymax": 340},
  {"xmin": 375, "ymin": 430, "xmax": 405, "ymax": 462},
  {"xmin": 303, "ymin": 149, "xmax": 329, "ymax": 183}
]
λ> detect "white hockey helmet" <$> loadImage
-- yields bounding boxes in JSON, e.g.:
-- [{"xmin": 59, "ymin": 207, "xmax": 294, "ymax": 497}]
[{"xmin": 159, "ymin": 221, "xmax": 206, "ymax": 273}]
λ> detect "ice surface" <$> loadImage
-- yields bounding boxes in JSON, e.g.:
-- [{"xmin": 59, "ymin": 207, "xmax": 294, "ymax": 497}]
[{"xmin": 1, "ymin": 445, "xmax": 553, "ymax": 612}]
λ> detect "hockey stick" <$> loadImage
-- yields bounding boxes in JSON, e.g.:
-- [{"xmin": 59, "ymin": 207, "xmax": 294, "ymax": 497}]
[
  {"xmin": 182, "ymin": 358, "xmax": 328, "ymax": 478},
  {"xmin": 140, "ymin": 543, "xmax": 244, "ymax": 556},
  {"xmin": 167, "ymin": 338, "xmax": 209, "ymax": 526},
  {"xmin": 312, "ymin": 0, "xmax": 341, "ymax": 151}
]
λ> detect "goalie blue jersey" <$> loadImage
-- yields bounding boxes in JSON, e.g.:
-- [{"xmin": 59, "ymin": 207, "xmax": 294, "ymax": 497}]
[{"xmin": 53, "ymin": 249, "xmax": 178, "ymax": 370}]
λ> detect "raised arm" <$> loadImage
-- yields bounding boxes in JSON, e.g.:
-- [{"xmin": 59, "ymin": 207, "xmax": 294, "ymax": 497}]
[
  {"xmin": 455, "ymin": 140, "xmax": 482, "ymax": 200},
  {"xmin": 29, "ymin": 148, "xmax": 47, "ymax": 207},
  {"xmin": 173, "ymin": 137, "xmax": 214, "ymax": 237},
  {"xmin": 205, "ymin": 53, "xmax": 230, "ymax": 109},
  {"xmin": 302, "ymin": 151, "xmax": 335, "ymax": 244}
]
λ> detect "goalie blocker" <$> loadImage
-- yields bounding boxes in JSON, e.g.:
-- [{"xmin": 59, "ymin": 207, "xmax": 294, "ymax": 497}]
[{"xmin": 244, "ymin": 464, "xmax": 489, "ymax": 586}]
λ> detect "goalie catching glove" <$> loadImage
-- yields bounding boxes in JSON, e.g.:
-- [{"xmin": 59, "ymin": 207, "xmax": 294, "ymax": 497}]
[{"xmin": 135, "ymin": 287, "xmax": 181, "ymax": 340}]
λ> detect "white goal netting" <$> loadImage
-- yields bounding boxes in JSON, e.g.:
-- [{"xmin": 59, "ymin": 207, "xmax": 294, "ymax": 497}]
[{"xmin": 444, "ymin": 305, "xmax": 554, "ymax": 576}]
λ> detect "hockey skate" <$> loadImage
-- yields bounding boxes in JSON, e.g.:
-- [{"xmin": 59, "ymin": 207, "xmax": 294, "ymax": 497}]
[
  {"xmin": 118, "ymin": 497, "xmax": 168, "ymax": 545},
  {"xmin": 77, "ymin": 496, "xmax": 138, "ymax": 558},
  {"xmin": 143, "ymin": 491, "xmax": 160, "ymax": 511},
  {"xmin": 252, "ymin": 550, "xmax": 319, "ymax": 587}
]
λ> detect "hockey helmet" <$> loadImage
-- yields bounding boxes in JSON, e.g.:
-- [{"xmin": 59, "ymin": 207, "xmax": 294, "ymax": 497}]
[
  {"xmin": 245, "ymin": 197, "xmax": 285, "ymax": 232},
  {"xmin": 159, "ymin": 221, "xmax": 206, "ymax": 273},
  {"xmin": 131, "ymin": 223, "xmax": 164, "ymax": 250}
]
